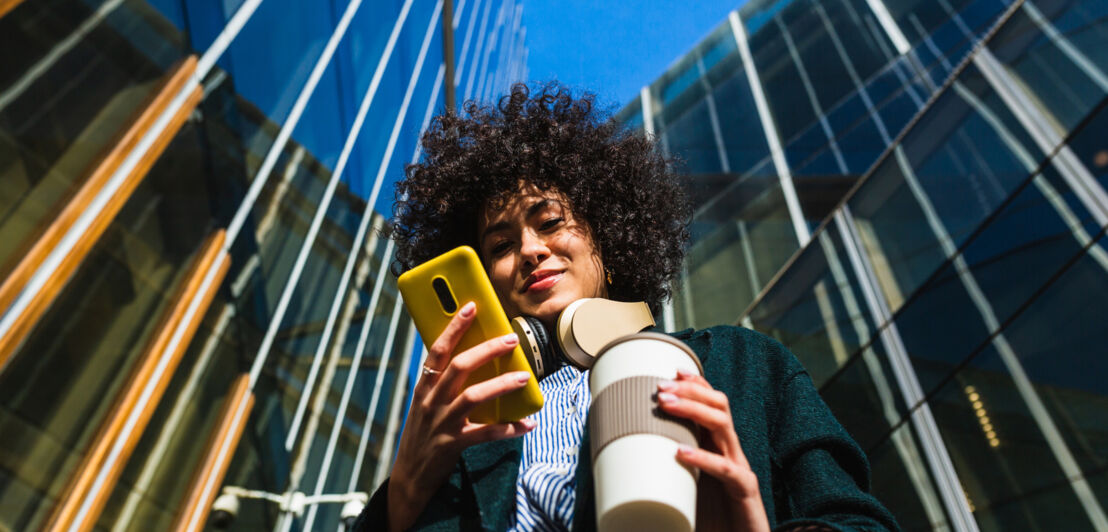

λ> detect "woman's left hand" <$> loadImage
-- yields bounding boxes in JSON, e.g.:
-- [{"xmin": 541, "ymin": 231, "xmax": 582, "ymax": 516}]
[{"xmin": 657, "ymin": 369, "xmax": 771, "ymax": 532}]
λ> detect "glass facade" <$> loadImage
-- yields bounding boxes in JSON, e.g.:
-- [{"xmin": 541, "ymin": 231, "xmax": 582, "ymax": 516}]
[
  {"xmin": 617, "ymin": 0, "xmax": 1108, "ymax": 529},
  {"xmin": 0, "ymin": 0, "xmax": 525, "ymax": 530}
]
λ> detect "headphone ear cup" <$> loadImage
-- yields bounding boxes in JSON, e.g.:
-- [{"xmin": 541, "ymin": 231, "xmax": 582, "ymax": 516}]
[
  {"xmin": 556, "ymin": 298, "xmax": 655, "ymax": 369},
  {"xmin": 511, "ymin": 316, "xmax": 560, "ymax": 380}
]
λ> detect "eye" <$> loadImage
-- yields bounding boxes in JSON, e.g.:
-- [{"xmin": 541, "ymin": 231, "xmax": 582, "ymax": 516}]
[
  {"xmin": 490, "ymin": 240, "xmax": 513, "ymax": 256},
  {"xmin": 539, "ymin": 217, "xmax": 564, "ymax": 231}
]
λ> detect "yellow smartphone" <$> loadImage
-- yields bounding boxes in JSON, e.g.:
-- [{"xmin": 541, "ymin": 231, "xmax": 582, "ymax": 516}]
[{"xmin": 397, "ymin": 246, "xmax": 543, "ymax": 423}]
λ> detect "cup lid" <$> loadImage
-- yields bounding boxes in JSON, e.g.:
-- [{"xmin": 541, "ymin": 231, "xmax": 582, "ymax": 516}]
[{"xmin": 592, "ymin": 332, "xmax": 704, "ymax": 376}]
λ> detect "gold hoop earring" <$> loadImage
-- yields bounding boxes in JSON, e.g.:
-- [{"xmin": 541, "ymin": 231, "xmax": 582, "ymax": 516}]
[{"xmin": 605, "ymin": 267, "xmax": 613, "ymax": 285}]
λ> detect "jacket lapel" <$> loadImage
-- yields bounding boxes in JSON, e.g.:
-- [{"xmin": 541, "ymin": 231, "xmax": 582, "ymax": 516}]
[{"xmin": 461, "ymin": 436, "xmax": 524, "ymax": 530}]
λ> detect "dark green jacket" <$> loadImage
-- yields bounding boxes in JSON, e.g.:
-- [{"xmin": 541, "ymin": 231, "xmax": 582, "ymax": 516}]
[{"xmin": 355, "ymin": 326, "xmax": 900, "ymax": 531}]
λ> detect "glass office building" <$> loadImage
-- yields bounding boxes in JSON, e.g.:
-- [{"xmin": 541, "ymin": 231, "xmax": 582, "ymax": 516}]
[
  {"xmin": 616, "ymin": 0, "xmax": 1108, "ymax": 529},
  {"xmin": 0, "ymin": 0, "xmax": 525, "ymax": 530}
]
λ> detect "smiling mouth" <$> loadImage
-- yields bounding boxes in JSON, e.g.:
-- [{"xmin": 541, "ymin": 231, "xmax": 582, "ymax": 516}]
[{"xmin": 523, "ymin": 271, "xmax": 563, "ymax": 293}]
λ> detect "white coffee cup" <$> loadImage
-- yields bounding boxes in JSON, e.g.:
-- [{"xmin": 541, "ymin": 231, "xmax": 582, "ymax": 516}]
[{"xmin": 589, "ymin": 332, "xmax": 703, "ymax": 532}]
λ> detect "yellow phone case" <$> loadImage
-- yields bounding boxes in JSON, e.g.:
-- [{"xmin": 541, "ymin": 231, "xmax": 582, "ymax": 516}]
[{"xmin": 397, "ymin": 246, "xmax": 543, "ymax": 423}]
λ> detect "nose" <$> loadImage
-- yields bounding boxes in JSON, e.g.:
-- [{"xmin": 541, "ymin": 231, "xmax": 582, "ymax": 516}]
[{"xmin": 519, "ymin": 229, "xmax": 550, "ymax": 269}]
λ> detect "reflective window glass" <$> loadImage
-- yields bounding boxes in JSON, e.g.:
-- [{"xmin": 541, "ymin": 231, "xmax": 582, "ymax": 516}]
[
  {"xmin": 849, "ymin": 62, "xmax": 1049, "ymax": 312},
  {"xmin": 750, "ymin": 14, "xmax": 819, "ymax": 143},
  {"xmin": 97, "ymin": 303, "xmax": 244, "ymax": 531},
  {"xmin": 0, "ymin": 122, "xmax": 217, "ymax": 530},
  {"xmin": 786, "ymin": 5, "xmax": 856, "ymax": 113},
  {"xmin": 0, "ymin": 0, "xmax": 186, "ymax": 285},
  {"xmin": 678, "ymin": 171, "xmax": 799, "ymax": 329},
  {"xmin": 749, "ymin": 220, "xmax": 882, "ymax": 386},
  {"xmin": 894, "ymin": 163, "xmax": 1098, "ymax": 393},
  {"xmin": 712, "ymin": 67, "xmax": 771, "ymax": 176},
  {"xmin": 988, "ymin": 1, "xmax": 1108, "ymax": 140},
  {"xmin": 887, "ymin": 0, "xmax": 979, "ymax": 45},
  {"xmin": 868, "ymin": 421, "xmax": 953, "ymax": 531},
  {"xmin": 929, "ymin": 329, "xmax": 1107, "ymax": 530},
  {"xmin": 615, "ymin": 95, "xmax": 644, "ymax": 132},
  {"xmin": 819, "ymin": 340, "xmax": 908, "ymax": 451},
  {"xmin": 660, "ymin": 97, "xmax": 724, "ymax": 176},
  {"xmin": 1067, "ymin": 99, "xmax": 1108, "ymax": 190}
]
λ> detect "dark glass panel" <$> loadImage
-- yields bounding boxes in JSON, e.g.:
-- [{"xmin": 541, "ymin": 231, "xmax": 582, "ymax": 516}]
[
  {"xmin": 849, "ymin": 62, "xmax": 1046, "ymax": 313},
  {"xmin": 930, "ymin": 344, "xmax": 1099, "ymax": 530},
  {"xmin": 988, "ymin": 1, "xmax": 1108, "ymax": 139},
  {"xmin": 997, "ymin": 233, "xmax": 1108, "ymax": 476},
  {"xmin": 614, "ymin": 95, "xmax": 644, "ymax": 132},
  {"xmin": 894, "ymin": 259, "xmax": 993, "ymax": 390},
  {"xmin": 848, "ymin": 156, "xmax": 951, "ymax": 311},
  {"xmin": 886, "ymin": 0, "xmax": 980, "ymax": 45},
  {"xmin": 750, "ymin": 14, "xmax": 819, "ymax": 143},
  {"xmin": 825, "ymin": 92, "xmax": 870, "ymax": 140},
  {"xmin": 1066, "ymin": 100, "xmax": 1108, "ymax": 191},
  {"xmin": 678, "ymin": 168, "xmax": 799, "ymax": 329},
  {"xmin": 829, "ymin": 0, "xmax": 899, "ymax": 82},
  {"xmin": 660, "ymin": 97, "xmax": 724, "ymax": 176},
  {"xmin": 876, "ymin": 85, "xmax": 925, "ymax": 139},
  {"xmin": 785, "ymin": 121, "xmax": 840, "ymax": 175},
  {"xmin": 866, "ymin": 60, "xmax": 918, "ymax": 108},
  {"xmin": 819, "ymin": 340, "xmax": 908, "ymax": 451},
  {"xmin": 97, "ymin": 303, "xmax": 245, "ymax": 531},
  {"xmin": 749, "ymin": 220, "xmax": 883, "ymax": 387},
  {"xmin": 837, "ymin": 115, "xmax": 886, "ymax": 173},
  {"xmin": 712, "ymin": 68, "xmax": 772, "ymax": 177},
  {"xmin": 868, "ymin": 422, "xmax": 953, "ymax": 531},
  {"xmin": 896, "ymin": 164, "xmax": 1097, "ymax": 393},
  {"xmin": 786, "ymin": 4, "xmax": 856, "ymax": 114},
  {"xmin": 0, "ymin": 121, "xmax": 217, "ymax": 530},
  {"xmin": 956, "ymin": 166, "xmax": 1100, "ymax": 320},
  {"xmin": 0, "ymin": 0, "xmax": 185, "ymax": 284}
]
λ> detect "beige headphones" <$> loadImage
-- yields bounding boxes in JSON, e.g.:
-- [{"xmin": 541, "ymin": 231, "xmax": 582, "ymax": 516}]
[{"xmin": 510, "ymin": 298, "xmax": 655, "ymax": 379}]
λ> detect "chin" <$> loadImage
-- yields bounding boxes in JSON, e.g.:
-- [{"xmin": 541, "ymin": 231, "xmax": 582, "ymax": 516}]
[{"xmin": 521, "ymin": 294, "xmax": 577, "ymax": 324}]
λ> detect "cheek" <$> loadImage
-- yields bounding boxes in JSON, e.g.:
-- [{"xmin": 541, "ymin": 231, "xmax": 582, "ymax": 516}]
[{"xmin": 487, "ymin": 260, "xmax": 517, "ymax": 300}]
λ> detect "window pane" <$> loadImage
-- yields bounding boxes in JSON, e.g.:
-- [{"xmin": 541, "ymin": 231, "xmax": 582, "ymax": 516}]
[
  {"xmin": 988, "ymin": 1, "xmax": 1108, "ymax": 139},
  {"xmin": 0, "ymin": 0, "xmax": 186, "ymax": 284},
  {"xmin": 869, "ymin": 421, "xmax": 953, "ymax": 531},
  {"xmin": 0, "ymin": 123, "xmax": 215, "ymax": 530},
  {"xmin": 678, "ymin": 168, "xmax": 799, "ymax": 329}
]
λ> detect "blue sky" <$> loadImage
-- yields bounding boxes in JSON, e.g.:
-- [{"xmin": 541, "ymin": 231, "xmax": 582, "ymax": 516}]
[{"xmin": 522, "ymin": 0, "xmax": 746, "ymax": 110}]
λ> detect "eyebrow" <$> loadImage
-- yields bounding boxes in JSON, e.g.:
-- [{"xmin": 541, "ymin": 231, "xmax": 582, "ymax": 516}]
[{"xmin": 480, "ymin": 199, "xmax": 556, "ymax": 243}]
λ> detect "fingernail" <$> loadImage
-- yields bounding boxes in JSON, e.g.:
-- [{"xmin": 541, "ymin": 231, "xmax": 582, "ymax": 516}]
[
  {"xmin": 676, "ymin": 368, "xmax": 696, "ymax": 379},
  {"xmin": 657, "ymin": 379, "xmax": 676, "ymax": 392},
  {"xmin": 502, "ymin": 333, "xmax": 519, "ymax": 346},
  {"xmin": 677, "ymin": 444, "xmax": 694, "ymax": 455},
  {"xmin": 521, "ymin": 418, "xmax": 537, "ymax": 430},
  {"xmin": 459, "ymin": 302, "xmax": 476, "ymax": 318},
  {"xmin": 515, "ymin": 371, "xmax": 531, "ymax": 384},
  {"xmin": 657, "ymin": 392, "xmax": 678, "ymax": 404}
]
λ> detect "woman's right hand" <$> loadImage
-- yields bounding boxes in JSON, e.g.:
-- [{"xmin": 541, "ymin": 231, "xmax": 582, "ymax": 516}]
[{"xmin": 386, "ymin": 301, "xmax": 536, "ymax": 531}]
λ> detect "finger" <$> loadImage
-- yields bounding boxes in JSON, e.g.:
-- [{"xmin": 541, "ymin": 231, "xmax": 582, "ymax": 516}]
[
  {"xmin": 424, "ymin": 302, "xmax": 477, "ymax": 374},
  {"xmin": 676, "ymin": 445, "xmax": 759, "ymax": 499},
  {"xmin": 675, "ymin": 368, "xmax": 712, "ymax": 388},
  {"xmin": 435, "ymin": 332, "xmax": 520, "ymax": 400},
  {"xmin": 657, "ymin": 391, "xmax": 744, "ymax": 462},
  {"xmin": 658, "ymin": 391, "xmax": 733, "ymax": 435},
  {"xmin": 460, "ymin": 418, "xmax": 537, "ymax": 445},
  {"xmin": 657, "ymin": 379, "xmax": 729, "ymax": 412},
  {"xmin": 446, "ymin": 370, "xmax": 533, "ymax": 420}
]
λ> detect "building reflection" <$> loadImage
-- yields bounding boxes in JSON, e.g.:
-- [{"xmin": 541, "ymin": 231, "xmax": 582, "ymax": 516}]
[{"xmin": 616, "ymin": 0, "xmax": 1108, "ymax": 529}]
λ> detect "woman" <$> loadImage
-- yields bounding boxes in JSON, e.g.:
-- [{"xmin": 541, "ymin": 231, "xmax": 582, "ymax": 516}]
[{"xmin": 354, "ymin": 83, "xmax": 899, "ymax": 531}]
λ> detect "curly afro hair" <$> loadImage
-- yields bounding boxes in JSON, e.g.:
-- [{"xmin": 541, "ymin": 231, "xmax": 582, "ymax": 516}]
[{"xmin": 391, "ymin": 82, "xmax": 690, "ymax": 312}]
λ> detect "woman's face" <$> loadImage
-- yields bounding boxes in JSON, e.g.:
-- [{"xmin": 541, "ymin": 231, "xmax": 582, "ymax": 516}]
[{"xmin": 478, "ymin": 185, "xmax": 607, "ymax": 327}]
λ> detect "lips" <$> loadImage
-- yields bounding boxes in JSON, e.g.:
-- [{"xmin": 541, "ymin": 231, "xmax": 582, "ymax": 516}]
[{"xmin": 523, "ymin": 270, "xmax": 563, "ymax": 293}]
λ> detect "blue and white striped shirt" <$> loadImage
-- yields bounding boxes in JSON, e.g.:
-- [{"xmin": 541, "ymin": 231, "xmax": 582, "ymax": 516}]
[{"xmin": 510, "ymin": 364, "xmax": 591, "ymax": 531}]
